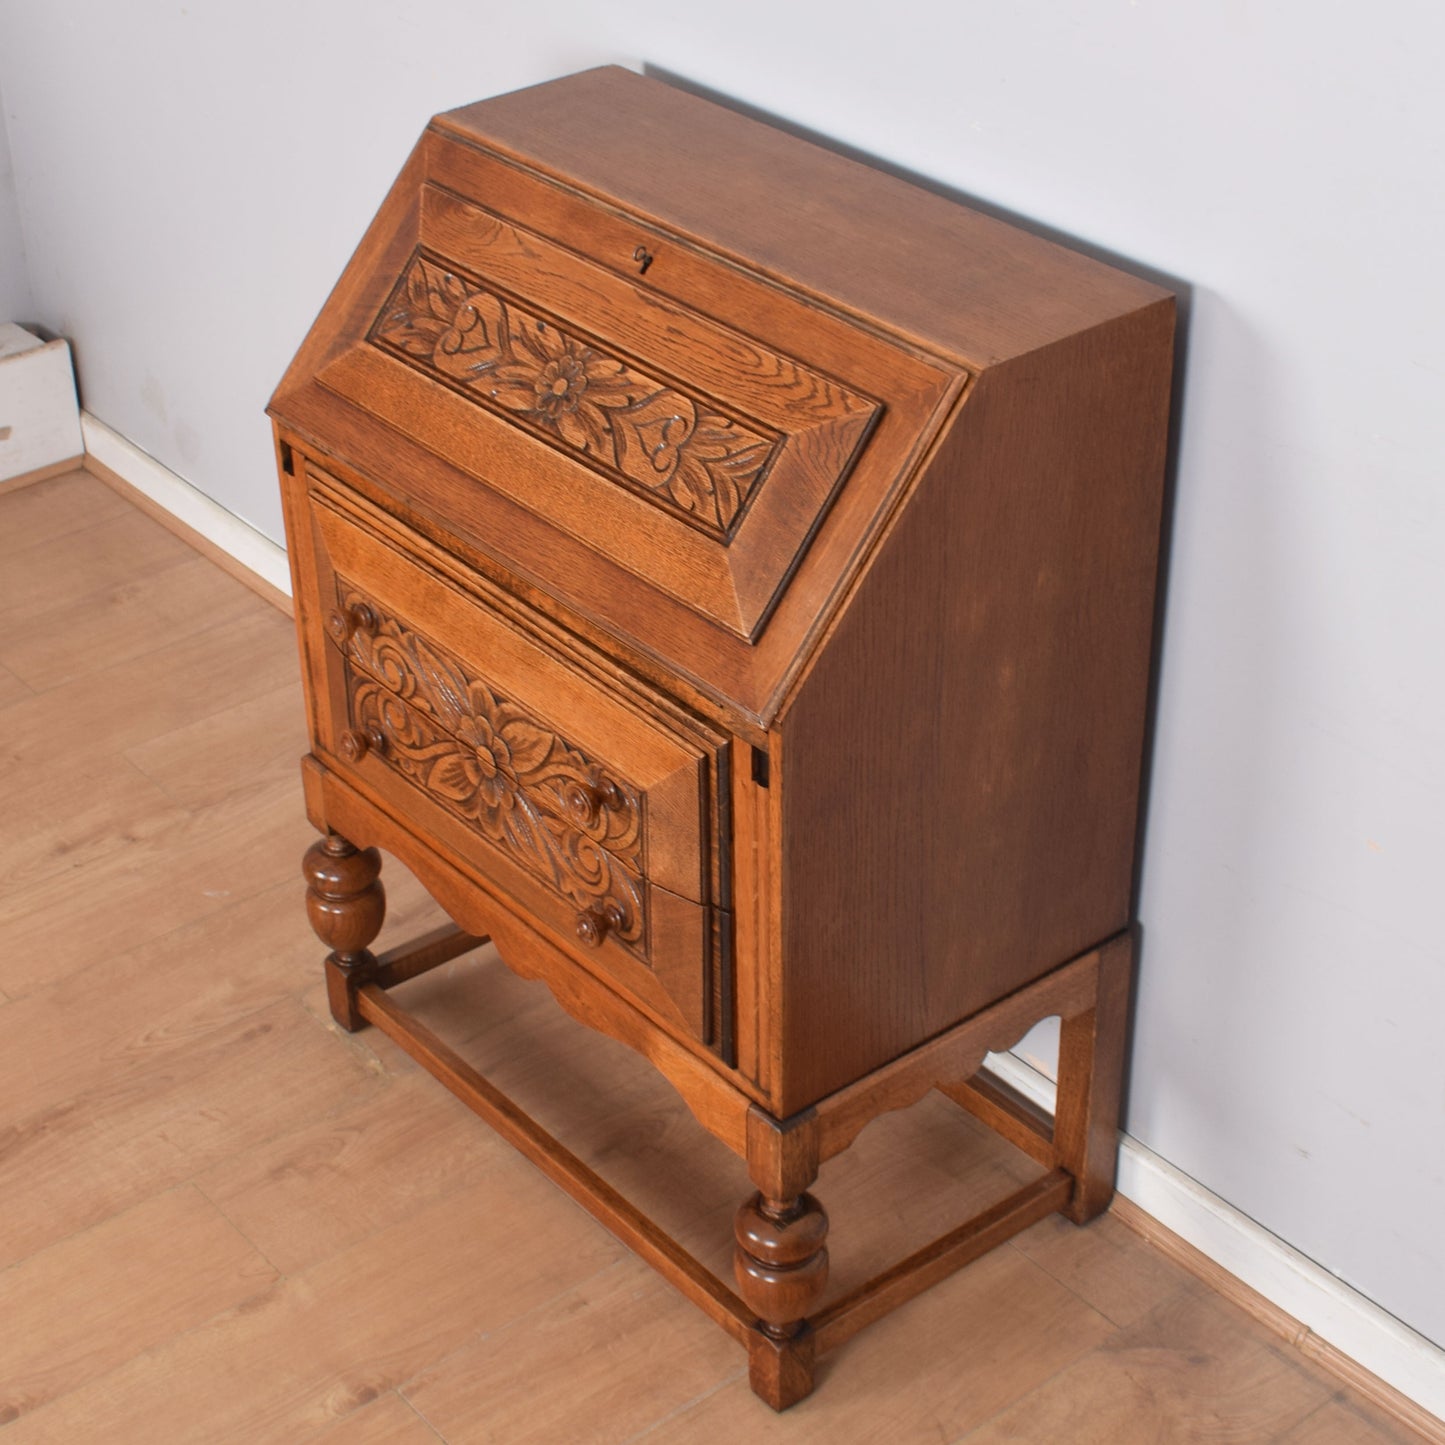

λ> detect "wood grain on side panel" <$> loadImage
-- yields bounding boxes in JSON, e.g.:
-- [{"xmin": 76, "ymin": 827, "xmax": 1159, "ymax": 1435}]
[{"xmin": 774, "ymin": 300, "xmax": 1174, "ymax": 1113}]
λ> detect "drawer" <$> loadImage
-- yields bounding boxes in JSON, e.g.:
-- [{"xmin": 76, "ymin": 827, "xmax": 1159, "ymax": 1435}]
[
  {"xmin": 335, "ymin": 587, "xmax": 647, "ymax": 893},
  {"xmin": 299, "ymin": 482, "xmax": 731, "ymax": 1046},
  {"xmin": 310, "ymin": 487, "xmax": 721, "ymax": 899},
  {"xmin": 343, "ymin": 666, "xmax": 649, "ymax": 955}
]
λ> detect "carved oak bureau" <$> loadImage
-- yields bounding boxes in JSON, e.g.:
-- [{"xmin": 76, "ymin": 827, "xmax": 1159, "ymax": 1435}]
[{"xmin": 269, "ymin": 66, "xmax": 1173, "ymax": 1409}]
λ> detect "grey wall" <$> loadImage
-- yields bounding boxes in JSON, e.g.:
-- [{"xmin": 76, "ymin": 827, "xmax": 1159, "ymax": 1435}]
[
  {"xmin": 1, "ymin": 0, "xmax": 1441, "ymax": 1349},
  {"xmin": 0, "ymin": 63, "xmax": 33, "ymax": 322}
]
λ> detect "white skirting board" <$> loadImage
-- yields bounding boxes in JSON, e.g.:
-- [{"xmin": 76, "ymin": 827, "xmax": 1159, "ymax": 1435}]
[
  {"xmin": 985, "ymin": 1050, "xmax": 1445, "ymax": 1425},
  {"xmin": 79, "ymin": 413, "xmax": 292, "ymax": 600},
  {"xmin": 76, "ymin": 411, "xmax": 1443, "ymax": 1429}
]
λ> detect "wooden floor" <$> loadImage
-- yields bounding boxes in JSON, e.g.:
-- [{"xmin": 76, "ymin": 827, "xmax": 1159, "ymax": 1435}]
[{"xmin": 0, "ymin": 468, "xmax": 1434, "ymax": 1443}]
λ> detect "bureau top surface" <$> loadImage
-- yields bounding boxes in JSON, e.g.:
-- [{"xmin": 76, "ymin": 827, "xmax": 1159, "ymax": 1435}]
[{"xmin": 437, "ymin": 67, "xmax": 1167, "ymax": 369}]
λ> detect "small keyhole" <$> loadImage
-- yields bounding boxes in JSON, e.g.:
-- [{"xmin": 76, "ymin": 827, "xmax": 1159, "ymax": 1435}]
[{"xmin": 633, "ymin": 245, "xmax": 654, "ymax": 275}]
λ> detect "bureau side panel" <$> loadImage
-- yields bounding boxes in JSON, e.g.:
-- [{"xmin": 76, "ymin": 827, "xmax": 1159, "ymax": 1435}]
[{"xmin": 773, "ymin": 299, "xmax": 1175, "ymax": 1114}]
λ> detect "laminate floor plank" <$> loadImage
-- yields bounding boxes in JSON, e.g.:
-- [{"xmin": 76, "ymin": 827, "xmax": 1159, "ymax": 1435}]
[
  {"xmin": 0, "ymin": 473, "xmax": 1434, "ymax": 1445},
  {"xmin": 0, "ymin": 504, "xmax": 197, "ymax": 623},
  {"xmin": 307, "ymin": 1391, "xmax": 447, "ymax": 1443},
  {"xmin": 958, "ymin": 1285, "xmax": 1333, "ymax": 1443},
  {"xmin": 0, "ymin": 1185, "xmax": 278, "ymax": 1428},
  {"xmin": 403, "ymin": 1256, "xmax": 742, "ymax": 1445},
  {"xmin": 0, "ymin": 994, "xmax": 386, "ymax": 1271},
  {"xmin": 0, "ymin": 883, "xmax": 322, "ymax": 1118},
  {"xmin": 124, "ymin": 678, "xmax": 308, "ymax": 809},
  {"xmin": 1282, "ymin": 1396, "xmax": 1430, "ymax": 1445},
  {"xmin": 0, "ymin": 771, "xmax": 313, "ymax": 997},
  {"xmin": 0, "ymin": 553, "xmax": 266, "ymax": 690},
  {"xmin": 194, "ymin": 1066, "xmax": 512, "ymax": 1276},
  {"xmin": 0, "ymin": 468, "xmax": 128, "ymax": 557},
  {"xmin": 0, "ymin": 750, "xmax": 182, "ymax": 895},
  {"xmin": 1010, "ymin": 1204, "xmax": 1197, "ymax": 1328},
  {"xmin": 0, "ymin": 605, "xmax": 300, "ymax": 775},
  {"xmin": 0, "ymin": 657, "xmax": 31, "ymax": 706},
  {"xmin": 0, "ymin": 1174, "xmax": 622, "ymax": 1445}
]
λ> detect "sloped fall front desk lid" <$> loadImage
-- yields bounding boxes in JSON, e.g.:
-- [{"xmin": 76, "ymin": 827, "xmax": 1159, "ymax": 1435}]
[{"xmin": 269, "ymin": 73, "xmax": 962, "ymax": 724}]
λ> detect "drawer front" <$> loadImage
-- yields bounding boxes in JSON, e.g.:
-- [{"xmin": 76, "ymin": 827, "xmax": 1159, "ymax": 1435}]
[
  {"xmin": 345, "ymin": 669, "xmax": 648, "ymax": 954},
  {"xmin": 334, "ymin": 673, "xmax": 713, "ymax": 1043},
  {"xmin": 311, "ymin": 488, "xmax": 718, "ymax": 902},
  {"xmin": 299, "ymin": 482, "xmax": 730, "ymax": 1048},
  {"xmin": 336, "ymin": 584, "xmax": 645, "ymax": 881}
]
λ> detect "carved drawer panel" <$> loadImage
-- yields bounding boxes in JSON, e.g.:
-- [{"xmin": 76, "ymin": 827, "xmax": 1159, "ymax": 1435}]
[
  {"xmin": 344, "ymin": 669, "xmax": 647, "ymax": 955},
  {"xmin": 331, "ymin": 665, "xmax": 715, "ymax": 1043},
  {"xmin": 305, "ymin": 485, "xmax": 723, "ymax": 905},
  {"xmin": 334, "ymin": 583, "xmax": 644, "ymax": 876}
]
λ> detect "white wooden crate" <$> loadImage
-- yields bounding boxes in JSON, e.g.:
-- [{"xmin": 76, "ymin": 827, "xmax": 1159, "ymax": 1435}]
[{"xmin": 0, "ymin": 322, "xmax": 84, "ymax": 483}]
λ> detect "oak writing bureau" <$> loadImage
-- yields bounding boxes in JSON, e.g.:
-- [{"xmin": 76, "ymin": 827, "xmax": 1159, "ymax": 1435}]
[{"xmin": 269, "ymin": 66, "xmax": 1173, "ymax": 1409}]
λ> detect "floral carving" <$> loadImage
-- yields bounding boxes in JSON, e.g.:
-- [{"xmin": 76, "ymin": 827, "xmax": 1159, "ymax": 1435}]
[
  {"xmin": 370, "ymin": 252, "xmax": 778, "ymax": 537},
  {"xmin": 350, "ymin": 677, "xmax": 646, "ymax": 953},
  {"xmin": 337, "ymin": 584, "xmax": 642, "ymax": 871}
]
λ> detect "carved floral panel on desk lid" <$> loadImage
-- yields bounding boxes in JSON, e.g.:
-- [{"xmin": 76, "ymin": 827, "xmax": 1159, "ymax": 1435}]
[
  {"xmin": 350, "ymin": 675, "xmax": 648, "ymax": 956},
  {"xmin": 337, "ymin": 583, "xmax": 644, "ymax": 870},
  {"xmin": 370, "ymin": 250, "xmax": 781, "ymax": 539}
]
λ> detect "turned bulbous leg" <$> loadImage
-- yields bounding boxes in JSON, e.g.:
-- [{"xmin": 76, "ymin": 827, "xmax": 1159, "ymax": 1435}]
[
  {"xmin": 303, "ymin": 833, "xmax": 385, "ymax": 1031},
  {"xmin": 734, "ymin": 1191, "xmax": 829, "ymax": 1409}
]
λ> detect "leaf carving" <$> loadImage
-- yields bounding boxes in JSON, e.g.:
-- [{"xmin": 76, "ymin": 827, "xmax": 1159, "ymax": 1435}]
[
  {"xmin": 410, "ymin": 634, "xmax": 472, "ymax": 735},
  {"xmin": 497, "ymin": 713, "xmax": 553, "ymax": 776},
  {"xmin": 369, "ymin": 251, "xmax": 784, "ymax": 537},
  {"xmin": 336, "ymin": 582, "xmax": 643, "ymax": 873},
  {"xmin": 350, "ymin": 676, "xmax": 646, "ymax": 953},
  {"xmin": 425, "ymin": 750, "xmax": 483, "ymax": 803}
]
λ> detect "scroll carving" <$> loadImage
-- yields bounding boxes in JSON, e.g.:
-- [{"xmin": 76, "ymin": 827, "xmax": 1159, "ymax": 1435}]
[
  {"xmin": 370, "ymin": 252, "xmax": 779, "ymax": 537},
  {"xmin": 337, "ymin": 584, "xmax": 642, "ymax": 869},
  {"xmin": 350, "ymin": 677, "xmax": 647, "ymax": 955}
]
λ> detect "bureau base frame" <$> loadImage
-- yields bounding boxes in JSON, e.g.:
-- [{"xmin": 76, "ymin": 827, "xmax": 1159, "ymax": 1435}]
[{"xmin": 302, "ymin": 823, "xmax": 1133, "ymax": 1412}]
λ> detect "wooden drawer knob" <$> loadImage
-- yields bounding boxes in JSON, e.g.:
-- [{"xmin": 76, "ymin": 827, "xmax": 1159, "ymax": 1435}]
[
  {"xmin": 326, "ymin": 602, "xmax": 377, "ymax": 644},
  {"xmin": 338, "ymin": 725, "xmax": 385, "ymax": 764},
  {"xmin": 562, "ymin": 774, "xmax": 626, "ymax": 828},
  {"xmin": 575, "ymin": 902, "xmax": 625, "ymax": 947}
]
